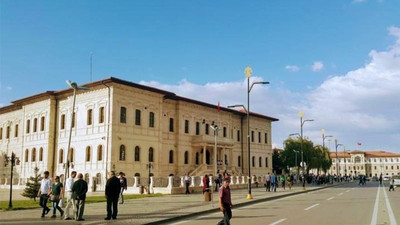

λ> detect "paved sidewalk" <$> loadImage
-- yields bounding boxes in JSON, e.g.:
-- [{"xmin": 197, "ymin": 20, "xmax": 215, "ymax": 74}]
[{"xmin": 0, "ymin": 183, "xmax": 338, "ymax": 225}]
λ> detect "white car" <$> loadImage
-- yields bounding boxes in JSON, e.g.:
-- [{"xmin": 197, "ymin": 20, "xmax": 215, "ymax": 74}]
[
  {"xmin": 383, "ymin": 176, "xmax": 391, "ymax": 181},
  {"xmin": 392, "ymin": 175, "xmax": 400, "ymax": 186}
]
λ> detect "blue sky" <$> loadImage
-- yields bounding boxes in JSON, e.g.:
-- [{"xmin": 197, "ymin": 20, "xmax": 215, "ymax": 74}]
[{"xmin": 1, "ymin": 0, "xmax": 400, "ymax": 152}]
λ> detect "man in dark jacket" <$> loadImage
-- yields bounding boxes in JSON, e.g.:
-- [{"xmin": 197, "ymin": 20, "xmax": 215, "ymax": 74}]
[
  {"xmin": 105, "ymin": 171, "xmax": 121, "ymax": 220},
  {"xmin": 72, "ymin": 173, "xmax": 88, "ymax": 221}
]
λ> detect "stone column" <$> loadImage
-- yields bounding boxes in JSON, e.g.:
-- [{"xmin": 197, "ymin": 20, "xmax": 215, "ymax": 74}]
[
  {"xmin": 203, "ymin": 146, "xmax": 206, "ymax": 165},
  {"xmin": 167, "ymin": 176, "xmax": 173, "ymax": 189},
  {"xmin": 242, "ymin": 176, "xmax": 246, "ymax": 184},
  {"xmin": 191, "ymin": 176, "xmax": 195, "ymax": 187},
  {"xmin": 133, "ymin": 176, "xmax": 138, "ymax": 188},
  {"xmin": 200, "ymin": 176, "xmax": 204, "ymax": 187},
  {"xmin": 236, "ymin": 176, "xmax": 240, "ymax": 185},
  {"xmin": 180, "ymin": 176, "xmax": 184, "ymax": 187}
]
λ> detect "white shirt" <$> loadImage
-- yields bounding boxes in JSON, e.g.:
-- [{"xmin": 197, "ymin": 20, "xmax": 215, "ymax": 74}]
[
  {"xmin": 65, "ymin": 177, "xmax": 74, "ymax": 192},
  {"xmin": 265, "ymin": 174, "xmax": 271, "ymax": 182},
  {"xmin": 40, "ymin": 178, "xmax": 51, "ymax": 194}
]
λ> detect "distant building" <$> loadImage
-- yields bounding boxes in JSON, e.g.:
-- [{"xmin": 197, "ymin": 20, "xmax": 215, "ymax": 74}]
[
  {"xmin": 329, "ymin": 150, "xmax": 400, "ymax": 177},
  {"xmin": 0, "ymin": 77, "xmax": 278, "ymax": 190}
]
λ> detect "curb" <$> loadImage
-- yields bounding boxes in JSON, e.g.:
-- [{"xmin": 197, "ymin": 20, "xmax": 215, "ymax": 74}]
[{"xmin": 145, "ymin": 183, "xmax": 343, "ymax": 225}]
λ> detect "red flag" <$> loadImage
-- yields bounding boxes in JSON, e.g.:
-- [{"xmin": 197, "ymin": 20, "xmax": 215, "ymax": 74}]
[
  {"xmin": 357, "ymin": 142, "xmax": 362, "ymax": 146},
  {"xmin": 217, "ymin": 101, "xmax": 220, "ymax": 112}
]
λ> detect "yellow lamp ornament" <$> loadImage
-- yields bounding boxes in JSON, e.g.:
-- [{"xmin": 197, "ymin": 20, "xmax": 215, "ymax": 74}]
[
  {"xmin": 244, "ymin": 66, "xmax": 252, "ymax": 78},
  {"xmin": 298, "ymin": 111, "xmax": 304, "ymax": 118}
]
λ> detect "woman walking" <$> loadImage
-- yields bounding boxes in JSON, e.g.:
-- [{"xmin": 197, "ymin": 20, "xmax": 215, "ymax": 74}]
[
  {"xmin": 280, "ymin": 175, "xmax": 286, "ymax": 190},
  {"xmin": 49, "ymin": 176, "xmax": 64, "ymax": 218}
]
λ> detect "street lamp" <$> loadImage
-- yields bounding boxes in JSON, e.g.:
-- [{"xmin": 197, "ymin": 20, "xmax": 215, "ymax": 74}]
[
  {"xmin": 321, "ymin": 129, "xmax": 332, "ymax": 148},
  {"xmin": 289, "ymin": 133, "xmax": 300, "ymax": 182},
  {"xmin": 334, "ymin": 139, "xmax": 343, "ymax": 180},
  {"xmin": 147, "ymin": 162, "xmax": 153, "ymax": 194},
  {"xmin": 210, "ymin": 124, "xmax": 219, "ymax": 185},
  {"xmin": 299, "ymin": 111, "xmax": 313, "ymax": 189},
  {"xmin": 228, "ymin": 67, "xmax": 269, "ymax": 200},
  {"xmin": 64, "ymin": 80, "xmax": 89, "ymax": 181},
  {"xmin": 4, "ymin": 152, "xmax": 20, "ymax": 209}
]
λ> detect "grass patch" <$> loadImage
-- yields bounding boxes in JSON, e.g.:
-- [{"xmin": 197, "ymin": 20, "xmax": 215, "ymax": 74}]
[{"xmin": 0, "ymin": 193, "xmax": 164, "ymax": 211}]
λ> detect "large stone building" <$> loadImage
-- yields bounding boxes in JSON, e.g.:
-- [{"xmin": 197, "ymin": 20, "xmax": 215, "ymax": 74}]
[
  {"xmin": 0, "ymin": 77, "xmax": 278, "ymax": 190},
  {"xmin": 329, "ymin": 150, "xmax": 400, "ymax": 178}
]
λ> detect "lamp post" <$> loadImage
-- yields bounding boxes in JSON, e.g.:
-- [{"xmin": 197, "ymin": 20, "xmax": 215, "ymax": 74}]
[
  {"xmin": 4, "ymin": 152, "xmax": 20, "ymax": 209},
  {"xmin": 299, "ymin": 112, "xmax": 313, "ymax": 189},
  {"xmin": 64, "ymin": 80, "xmax": 89, "ymax": 181},
  {"xmin": 343, "ymin": 145, "xmax": 347, "ymax": 178},
  {"xmin": 210, "ymin": 124, "xmax": 219, "ymax": 185},
  {"xmin": 147, "ymin": 162, "xmax": 153, "ymax": 194},
  {"xmin": 334, "ymin": 139, "xmax": 343, "ymax": 180},
  {"xmin": 321, "ymin": 129, "xmax": 332, "ymax": 148},
  {"xmin": 289, "ymin": 133, "xmax": 300, "ymax": 182}
]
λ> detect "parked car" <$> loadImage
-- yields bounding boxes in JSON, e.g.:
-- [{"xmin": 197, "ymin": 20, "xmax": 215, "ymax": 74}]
[
  {"xmin": 383, "ymin": 176, "xmax": 391, "ymax": 181},
  {"xmin": 392, "ymin": 175, "xmax": 400, "ymax": 186}
]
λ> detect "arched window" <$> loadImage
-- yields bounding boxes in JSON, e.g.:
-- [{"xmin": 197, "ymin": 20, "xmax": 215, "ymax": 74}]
[
  {"xmin": 355, "ymin": 156, "xmax": 361, "ymax": 163},
  {"xmin": 86, "ymin": 146, "xmax": 91, "ymax": 162},
  {"xmin": 148, "ymin": 147, "xmax": 154, "ymax": 162},
  {"xmin": 31, "ymin": 148, "xmax": 36, "ymax": 162},
  {"xmin": 87, "ymin": 109, "xmax": 93, "ymax": 125},
  {"xmin": 33, "ymin": 118, "xmax": 38, "ymax": 132},
  {"xmin": 120, "ymin": 107, "xmax": 127, "ymax": 123},
  {"xmin": 99, "ymin": 107, "xmax": 105, "ymax": 123},
  {"xmin": 97, "ymin": 145, "xmax": 103, "ymax": 161},
  {"xmin": 224, "ymin": 154, "xmax": 228, "ymax": 165},
  {"xmin": 195, "ymin": 152, "xmax": 199, "ymax": 165},
  {"xmin": 59, "ymin": 149, "xmax": 64, "ymax": 164},
  {"xmin": 39, "ymin": 148, "xmax": 43, "ymax": 161},
  {"xmin": 265, "ymin": 157, "xmax": 268, "ymax": 168},
  {"xmin": 135, "ymin": 146, "xmax": 140, "ymax": 161},
  {"xmin": 169, "ymin": 150, "xmax": 174, "ymax": 164},
  {"xmin": 40, "ymin": 116, "xmax": 45, "ymax": 131},
  {"xmin": 119, "ymin": 145, "xmax": 126, "ymax": 161},
  {"xmin": 238, "ymin": 156, "xmax": 241, "ymax": 167},
  {"xmin": 259, "ymin": 157, "xmax": 262, "ymax": 167},
  {"xmin": 252, "ymin": 156, "xmax": 255, "ymax": 167},
  {"xmin": 135, "ymin": 109, "xmax": 141, "ymax": 125},
  {"xmin": 184, "ymin": 151, "xmax": 189, "ymax": 164},
  {"xmin": 60, "ymin": 114, "xmax": 65, "ymax": 130},
  {"xmin": 69, "ymin": 148, "xmax": 74, "ymax": 162},
  {"xmin": 25, "ymin": 149, "xmax": 29, "ymax": 162},
  {"xmin": 149, "ymin": 112, "xmax": 155, "ymax": 127},
  {"xmin": 26, "ymin": 119, "xmax": 31, "ymax": 133}
]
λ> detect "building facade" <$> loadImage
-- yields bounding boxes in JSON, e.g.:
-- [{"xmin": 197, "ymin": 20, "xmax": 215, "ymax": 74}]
[
  {"xmin": 329, "ymin": 150, "xmax": 400, "ymax": 178},
  {"xmin": 0, "ymin": 77, "xmax": 278, "ymax": 190}
]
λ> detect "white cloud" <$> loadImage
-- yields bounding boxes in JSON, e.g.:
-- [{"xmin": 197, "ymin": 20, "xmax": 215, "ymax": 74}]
[
  {"xmin": 6, "ymin": 86, "xmax": 12, "ymax": 91},
  {"xmin": 285, "ymin": 65, "xmax": 300, "ymax": 72},
  {"xmin": 312, "ymin": 61, "xmax": 324, "ymax": 72}
]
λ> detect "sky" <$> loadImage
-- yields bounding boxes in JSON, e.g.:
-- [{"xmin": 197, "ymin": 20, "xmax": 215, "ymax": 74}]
[{"xmin": 1, "ymin": 0, "xmax": 399, "ymax": 152}]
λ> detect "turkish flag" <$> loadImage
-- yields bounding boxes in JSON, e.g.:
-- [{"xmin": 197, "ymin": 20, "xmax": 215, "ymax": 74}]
[
  {"xmin": 217, "ymin": 101, "xmax": 220, "ymax": 112},
  {"xmin": 357, "ymin": 142, "xmax": 362, "ymax": 146}
]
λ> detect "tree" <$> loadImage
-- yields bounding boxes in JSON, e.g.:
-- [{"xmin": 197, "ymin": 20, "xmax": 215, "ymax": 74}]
[{"xmin": 22, "ymin": 167, "xmax": 41, "ymax": 201}]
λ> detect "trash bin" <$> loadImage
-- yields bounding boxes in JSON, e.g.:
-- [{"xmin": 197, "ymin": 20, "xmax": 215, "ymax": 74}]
[{"xmin": 204, "ymin": 189, "xmax": 211, "ymax": 202}]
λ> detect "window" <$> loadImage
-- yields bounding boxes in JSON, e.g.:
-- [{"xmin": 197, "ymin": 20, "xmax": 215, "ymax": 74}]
[
  {"xmin": 72, "ymin": 112, "xmax": 76, "ymax": 128},
  {"xmin": 223, "ymin": 127, "xmax": 227, "ymax": 138},
  {"xmin": 184, "ymin": 120, "xmax": 189, "ymax": 134},
  {"xmin": 169, "ymin": 118, "xmax": 174, "ymax": 132},
  {"xmin": 238, "ymin": 156, "xmax": 241, "ymax": 167},
  {"xmin": 237, "ymin": 130, "xmax": 240, "ymax": 142},
  {"xmin": 119, "ymin": 145, "xmax": 125, "ymax": 161},
  {"xmin": 40, "ymin": 116, "xmax": 45, "ymax": 131},
  {"xmin": 184, "ymin": 151, "xmax": 189, "ymax": 164},
  {"xmin": 225, "ymin": 154, "xmax": 228, "ymax": 165},
  {"xmin": 265, "ymin": 133, "xmax": 268, "ymax": 144},
  {"xmin": 266, "ymin": 157, "xmax": 268, "ymax": 168},
  {"xmin": 205, "ymin": 123, "xmax": 209, "ymax": 135},
  {"xmin": 251, "ymin": 131, "xmax": 254, "ymax": 142},
  {"xmin": 135, "ymin": 146, "xmax": 140, "ymax": 161},
  {"xmin": 97, "ymin": 145, "xmax": 102, "ymax": 161},
  {"xmin": 149, "ymin": 112, "xmax": 155, "ymax": 127},
  {"xmin": 39, "ymin": 148, "xmax": 43, "ymax": 161},
  {"xmin": 33, "ymin": 118, "xmax": 37, "ymax": 132},
  {"xmin": 26, "ymin": 119, "xmax": 31, "ymax": 133},
  {"xmin": 169, "ymin": 150, "xmax": 174, "ymax": 163},
  {"xmin": 259, "ymin": 157, "xmax": 262, "ymax": 167},
  {"xmin": 120, "ymin": 107, "xmax": 127, "ymax": 123},
  {"xmin": 60, "ymin": 115, "xmax": 65, "ymax": 130},
  {"xmin": 391, "ymin": 166, "xmax": 394, "ymax": 170},
  {"xmin": 195, "ymin": 152, "xmax": 199, "ymax": 165},
  {"xmin": 252, "ymin": 156, "xmax": 255, "ymax": 167},
  {"xmin": 258, "ymin": 132, "xmax": 261, "ymax": 143},
  {"xmin": 196, "ymin": 122, "xmax": 200, "ymax": 135},
  {"xmin": 0, "ymin": 128, "xmax": 2, "ymax": 140},
  {"xmin": 148, "ymin": 147, "xmax": 154, "ymax": 162},
  {"xmin": 32, "ymin": 148, "xmax": 36, "ymax": 162},
  {"xmin": 86, "ymin": 146, "xmax": 91, "ymax": 162},
  {"xmin": 14, "ymin": 124, "xmax": 18, "ymax": 137},
  {"xmin": 6, "ymin": 126, "xmax": 10, "ymax": 139},
  {"xmin": 59, "ymin": 149, "xmax": 63, "ymax": 164},
  {"xmin": 87, "ymin": 109, "xmax": 93, "ymax": 125},
  {"xmin": 69, "ymin": 148, "xmax": 74, "ymax": 162},
  {"xmin": 99, "ymin": 107, "xmax": 105, "ymax": 123},
  {"xmin": 25, "ymin": 149, "xmax": 29, "ymax": 162},
  {"xmin": 135, "ymin": 109, "xmax": 141, "ymax": 125},
  {"xmin": 374, "ymin": 166, "xmax": 377, "ymax": 170}
]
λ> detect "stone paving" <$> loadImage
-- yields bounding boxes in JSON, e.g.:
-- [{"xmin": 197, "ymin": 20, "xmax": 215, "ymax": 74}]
[{"xmin": 0, "ymin": 183, "xmax": 336, "ymax": 225}]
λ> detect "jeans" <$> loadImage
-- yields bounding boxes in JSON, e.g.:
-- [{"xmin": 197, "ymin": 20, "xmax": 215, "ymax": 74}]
[
  {"xmin": 266, "ymin": 181, "xmax": 271, "ymax": 192},
  {"xmin": 39, "ymin": 194, "xmax": 50, "ymax": 216},
  {"xmin": 107, "ymin": 197, "xmax": 118, "ymax": 219},
  {"xmin": 185, "ymin": 183, "xmax": 190, "ymax": 194},
  {"xmin": 52, "ymin": 199, "xmax": 63, "ymax": 215},
  {"xmin": 64, "ymin": 192, "xmax": 75, "ymax": 219},
  {"xmin": 218, "ymin": 203, "xmax": 232, "ymax": 225},
  {"xmin": 75, "ymin": 199, "xmax": 85, "ymax": 220},
  {"xmin": 119, "ymin": 188, "xmax": 125, "ymax": 203}
]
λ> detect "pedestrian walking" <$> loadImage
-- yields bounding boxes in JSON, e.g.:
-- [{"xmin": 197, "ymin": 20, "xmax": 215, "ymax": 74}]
[
  {"xmin": 265, "ymin": 172, "xmax": 271, "ymax": 192},
  {"xmin": 271, "ymin": 173, "xmax": 277, "ymax": 192},
  {"xmin": 280, "ymin": 175, "xmax": 286, "ymax": 190},
  {"xmin": 287, "ymin": 175, "xmax": 292, "ymax": 190},
  {"xmin": 64, "ymin": 171, "xmax": 76, "ymax": 220},
  {"xmin": 379, "ymin": 174, "xmax": 383, "ymax": 185},
  {"xmin": 203, "ymin": 174, "xmax": 210, "ymax": 193},
  {"xmin": 72, "ymin": 173, "xmax": 88, "ymax": 221},
  {"xmin": 48, "ymin": 176, "xmax": 64, "ymax": 218},
  {"xmin": 37, "ymin": 171, "xmax": 51, "ymax": 218},
  {"xmin": 184, "ymin": 173, "xmax": 192, "ymax": 194},
  {"xmin": 105, "ymin": 171, "xmax": 121, "ymax": 220},
  {"xmin": 218, "ymin": 178, "xmax": 233, "ymax": 225},
  {"xmin": 389, "ymin": 179, "xmax": 395, "ymax": 191},
  {"xmin": 119, "ymin": 172, "xmax": 127, "ymax": 204}
]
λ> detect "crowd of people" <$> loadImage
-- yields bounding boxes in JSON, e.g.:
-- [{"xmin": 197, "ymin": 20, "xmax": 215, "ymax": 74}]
[{"xmin": 37, "ymin": 170, "xmax": 127, "ymax": 221}]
